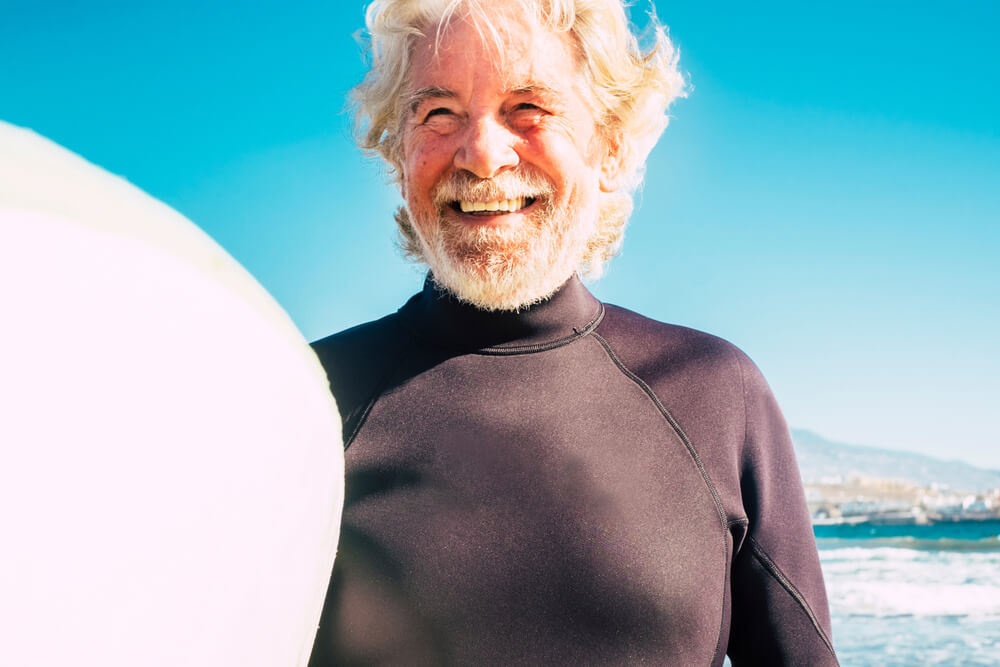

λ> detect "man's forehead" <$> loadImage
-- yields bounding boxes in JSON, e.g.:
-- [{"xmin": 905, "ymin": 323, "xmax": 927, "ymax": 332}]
[{"xmin": 406, "ymin": 15, "xmax": 583, "ymax": 102}]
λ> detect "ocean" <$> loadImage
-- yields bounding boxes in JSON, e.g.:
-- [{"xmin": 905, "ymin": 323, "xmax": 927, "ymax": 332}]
[{"xmin": 817, "ymin": 519, "xmax": 1000, "ymax": 666}]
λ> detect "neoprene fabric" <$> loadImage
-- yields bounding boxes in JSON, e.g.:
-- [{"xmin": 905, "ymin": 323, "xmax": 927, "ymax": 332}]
[{"xmin": 309, "ymin": 276, "xmax": 838, "ymax": 666}]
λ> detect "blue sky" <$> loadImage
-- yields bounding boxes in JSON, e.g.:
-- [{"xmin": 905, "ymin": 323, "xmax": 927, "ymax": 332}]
[{"xmin": 3, "ymin": 1, "xmax": 998, "ymax": 468}]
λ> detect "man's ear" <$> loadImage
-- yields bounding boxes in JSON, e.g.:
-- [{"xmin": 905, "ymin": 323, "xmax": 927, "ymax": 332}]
[{"xmin": 598, "ymin": 133, "xmax": 625, "ymax": 193}]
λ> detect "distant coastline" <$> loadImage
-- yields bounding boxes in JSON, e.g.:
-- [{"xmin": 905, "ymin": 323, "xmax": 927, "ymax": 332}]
[{"xmin": 792, "ymin": 429, "xmax": 1000, "ymax": 533}]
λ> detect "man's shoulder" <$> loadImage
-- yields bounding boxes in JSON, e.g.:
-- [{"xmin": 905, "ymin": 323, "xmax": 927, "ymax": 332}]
[
  {"xmin": 596, "ymin": 302, "xmax": 751, "ymax": 379},
  {"xmin": 594, "ymin": 304, "xmax": 775, "ymax": 494},
  {"xmin": 311, "ymin": 311, "xmax": 406, "ymax": 360},
  {"xmin": 310, "ymin": 311, "xmax": 411, "ymax": 429},
  {"xmin": 310, "ymin": 310, "xmax": 413, "ymax": 392}
]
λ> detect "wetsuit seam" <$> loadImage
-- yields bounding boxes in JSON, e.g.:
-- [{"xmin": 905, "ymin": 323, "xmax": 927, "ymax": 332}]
[
  {"xmin": 590, "ymin": 331, "xmax": 731, "ymax": 667},
  {"xmin": 747, "ymin": 535, "xmax": 838, "ymax": 660},
  {"xmin": 476, "ymin": 303, "xmax": 606, "ymax": 355}
]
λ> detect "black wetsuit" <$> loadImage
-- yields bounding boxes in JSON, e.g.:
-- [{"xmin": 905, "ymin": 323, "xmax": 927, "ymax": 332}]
[{"xmin": 309, "ymin": 276, "xmax": 838, "ymax": 666}]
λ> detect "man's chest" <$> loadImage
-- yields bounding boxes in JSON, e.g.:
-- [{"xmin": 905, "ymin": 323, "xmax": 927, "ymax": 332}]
[{"xmin": 332, "ymin": 344, "xmax": 730, "ymax": 664}]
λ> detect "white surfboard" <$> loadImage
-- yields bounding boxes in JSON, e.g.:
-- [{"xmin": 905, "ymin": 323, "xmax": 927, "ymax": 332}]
[{"xmin": 0, "ymin": 121, "xmax": 344, "ymax": 666}]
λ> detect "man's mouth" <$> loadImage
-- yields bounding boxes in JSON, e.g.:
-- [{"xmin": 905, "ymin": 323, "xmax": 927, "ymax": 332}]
[{"xmin": 451, "ymin": 197, "xmax": 536, "ymax": 216}]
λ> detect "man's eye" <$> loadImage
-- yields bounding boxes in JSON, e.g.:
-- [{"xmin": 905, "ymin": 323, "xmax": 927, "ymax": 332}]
[
  {"xmin": 510, "ymin": 103, "xmax": 546, "ymax": 129},
  {"xmin": 424, "ymin": 107, "xmax": 453, "ymax": 121}
]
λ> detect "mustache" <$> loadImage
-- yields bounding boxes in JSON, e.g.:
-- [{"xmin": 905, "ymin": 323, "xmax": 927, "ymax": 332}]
[{"xmin": 431, "ymin": 168, "xmax": 556, "ymax": 206}]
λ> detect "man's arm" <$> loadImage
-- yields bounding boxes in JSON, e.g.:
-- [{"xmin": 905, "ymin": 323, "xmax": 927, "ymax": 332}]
[{"xmin": 726, "ymin": 354, "xmax": 839, "ymax": 666}]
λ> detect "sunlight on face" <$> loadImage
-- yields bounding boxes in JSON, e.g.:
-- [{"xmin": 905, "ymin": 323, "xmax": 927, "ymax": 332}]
[{"xmin": 400, "ymin": 8, "xmax": 610, "ymax": 310}]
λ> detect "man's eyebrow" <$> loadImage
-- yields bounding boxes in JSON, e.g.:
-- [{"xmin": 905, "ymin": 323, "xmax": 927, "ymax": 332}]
[
  {"xmin": 506, "ymin": 83, "xmax": 560, "ymax": 99},
  {"xmin": 406, "ymin": 87, "xmax": 457, "ymax": 114}
]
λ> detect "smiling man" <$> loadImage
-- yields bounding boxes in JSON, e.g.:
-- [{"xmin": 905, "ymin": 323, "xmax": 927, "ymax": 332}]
[
  {"xmin": 396, "ymin": 6, "xmax": 615, "ymax": 312},
  {"xmin": 308, "ymin": 1, "xmax": 838, "ymax": 665}
]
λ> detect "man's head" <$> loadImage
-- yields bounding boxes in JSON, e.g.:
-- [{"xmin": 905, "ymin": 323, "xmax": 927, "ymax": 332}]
[{"xmin": 354, "ymin": 0, "xmax": 684, "ymax": 310}]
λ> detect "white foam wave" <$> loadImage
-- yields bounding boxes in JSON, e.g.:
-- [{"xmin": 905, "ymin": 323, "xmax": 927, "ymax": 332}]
[
  {"xmin": 829, "ymin": 581, "xmax": 1000, "ymax": 617},
  {"xmin": 821, "ymin": 547, "xmax": 1000, "ymax": 618}
]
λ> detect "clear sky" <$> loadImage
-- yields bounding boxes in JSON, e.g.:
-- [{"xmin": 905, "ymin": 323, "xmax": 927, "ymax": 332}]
[{"xmin": 3, "ymin": 1, "xmax": 998, "ymax": 468}]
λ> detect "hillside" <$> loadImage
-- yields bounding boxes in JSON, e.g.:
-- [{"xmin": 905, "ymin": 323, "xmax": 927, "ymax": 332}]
[{"xmin": 790, "ymin": 428, "xmax": 1000, "ymax": 494}]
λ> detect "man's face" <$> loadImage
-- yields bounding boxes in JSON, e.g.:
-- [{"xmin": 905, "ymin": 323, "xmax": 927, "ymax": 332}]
[{"xmin": 400, "ymin": 8, "xmax": 617, "ymax": 310}]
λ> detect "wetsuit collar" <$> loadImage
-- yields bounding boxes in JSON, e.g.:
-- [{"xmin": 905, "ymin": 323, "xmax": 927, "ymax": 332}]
[{"xmin": 400, "ymin": 273, "xmax": 603, "ymax": 352}]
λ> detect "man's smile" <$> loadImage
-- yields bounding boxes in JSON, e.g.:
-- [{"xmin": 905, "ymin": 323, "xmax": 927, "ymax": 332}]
[{"xmin": 450, "ymin": 197, "xmax": 537, "ymax": 216}]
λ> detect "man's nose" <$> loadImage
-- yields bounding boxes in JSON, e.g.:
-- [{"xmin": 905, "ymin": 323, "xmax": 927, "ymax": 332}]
[{"xmin": 453, "ymin": 115, "xmax": 519, "ymax": 179}]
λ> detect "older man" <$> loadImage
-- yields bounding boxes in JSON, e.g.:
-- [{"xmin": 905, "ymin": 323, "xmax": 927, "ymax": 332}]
[{"xmin": 309, "ymin": 1, "xmax": 838, "ymax": 665}]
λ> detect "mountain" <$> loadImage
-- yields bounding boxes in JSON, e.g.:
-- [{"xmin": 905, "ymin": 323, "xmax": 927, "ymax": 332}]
[{"xmin": 790, "ymin": 428, "xmax": 1000, "ymax": 494}]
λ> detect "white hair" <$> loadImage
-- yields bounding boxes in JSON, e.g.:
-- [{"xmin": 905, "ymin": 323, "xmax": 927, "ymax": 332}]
[{"xmin": 353, "ymin": 0, "xmax": 686, "ymax": 278}]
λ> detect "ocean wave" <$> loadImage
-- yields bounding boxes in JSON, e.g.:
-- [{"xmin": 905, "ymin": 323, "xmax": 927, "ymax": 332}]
[
  {"xmin": 827, "ymin": 580, "xmax": 1000, "ymax": 618},
  {"xmin": 830, "ymin": 614, "xmax": 1000, "ymax": 667},
  {"xmin": 816, "ymin": 532, "xmax": 1000, "ymax": 664},
  {"xmin": 820, "ymin": 544, "xmax": 1000, "ymax": 619},
  {"xmin": 820, "ymin": 546, "xmax": 1000, "ymax": 568}
]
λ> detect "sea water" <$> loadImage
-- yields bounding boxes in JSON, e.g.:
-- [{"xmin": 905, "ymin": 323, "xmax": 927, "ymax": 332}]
[{"xmin": 817, "ymin": 520, "xmax": 1000, "ymax": 666}]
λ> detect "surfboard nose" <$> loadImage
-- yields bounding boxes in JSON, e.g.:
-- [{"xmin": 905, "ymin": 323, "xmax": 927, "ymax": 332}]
[{"xmin": 0, "ymin": 120, "xmax": 345, "ymax": 667}]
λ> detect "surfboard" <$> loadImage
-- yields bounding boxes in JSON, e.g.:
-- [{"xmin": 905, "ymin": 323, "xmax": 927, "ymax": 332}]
[{"xmin": 0, "ymin": 120, "xmax": 343, "ymax": 666}]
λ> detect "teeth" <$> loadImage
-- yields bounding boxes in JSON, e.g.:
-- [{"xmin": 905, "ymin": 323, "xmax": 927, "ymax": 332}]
[{"xmin": 459, "ymin": 198, "xmax": 528, "ymax": 213}]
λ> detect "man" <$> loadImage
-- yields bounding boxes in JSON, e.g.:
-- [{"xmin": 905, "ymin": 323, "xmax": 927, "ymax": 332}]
[{"xmin": 309, "ymin": 0, "xmax": 838, "ymax": 665}]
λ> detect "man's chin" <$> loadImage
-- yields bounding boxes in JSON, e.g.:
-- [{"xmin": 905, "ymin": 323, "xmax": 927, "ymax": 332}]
[
  {"xmin": 428, "ymin": 260, "xmax": 573, "ymax": 313},
  {"xmin": 414, "ymin": 203, "xmax": 590, "ymax": 312}
]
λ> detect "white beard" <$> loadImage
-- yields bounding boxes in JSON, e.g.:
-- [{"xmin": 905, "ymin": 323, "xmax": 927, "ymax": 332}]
[{"xmin": 411, "ymin": 168, "xmax": 598, "ymax": 311}]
